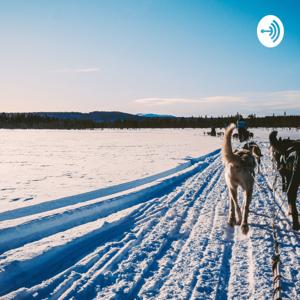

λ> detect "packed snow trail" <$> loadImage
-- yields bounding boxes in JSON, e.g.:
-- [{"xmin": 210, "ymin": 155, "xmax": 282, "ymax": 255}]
[{"xmin": 0, "ymin": 146, "xmax": 299, "ymax": 299}]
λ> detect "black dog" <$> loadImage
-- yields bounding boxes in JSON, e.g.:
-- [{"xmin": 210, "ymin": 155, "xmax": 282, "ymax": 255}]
[{"xmin": 269, "ymin": 131, "xmax": 300, "ymax": 230}]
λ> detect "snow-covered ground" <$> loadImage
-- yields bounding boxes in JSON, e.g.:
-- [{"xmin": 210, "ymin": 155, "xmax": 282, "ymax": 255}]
[
  {"xmin": 1, "ymin": 128, "xmax": 298, "ymax": 212},
  {"xmin": 0, "ymin": 128, "xmax": 299, "ymax": 299},
  {"xmin": 0, "ymin": 129, "xmax": 220, "ymax": 212}
]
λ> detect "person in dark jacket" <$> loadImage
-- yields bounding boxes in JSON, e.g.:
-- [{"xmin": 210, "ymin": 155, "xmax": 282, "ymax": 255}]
[{"xmin": 236, "ymin": 115, "xmax": 247, "ymax": 142}]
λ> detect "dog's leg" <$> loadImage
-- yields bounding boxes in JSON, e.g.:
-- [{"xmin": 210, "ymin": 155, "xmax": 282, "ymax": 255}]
[
  {"xmin": 235, "ymin": 203, "xmax": 242, "ymax": 225},
  {"xmin": 228, "ymin": 187, "xmax": 238, "ymax": 227},
  {"xmin": 287, "ymin": 185, "xmax": 300, "ymax": 230},
  {"xmin": 281, "ymin": 172, "xmax": 287, "ymax": 193},
  {"xmin": 286, "ymin": 173, "xmax": 293, "ymax": 215},
  {"xmin": 241, "ymin": 189, "xmax": 252, "ymax": 234},
  {"xmin": 257, "ymin": 158, "xmax": 261, "ymax": 174}
]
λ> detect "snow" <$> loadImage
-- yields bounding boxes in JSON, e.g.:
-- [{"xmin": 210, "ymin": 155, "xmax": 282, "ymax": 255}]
[
  {"xmin": 0, "ymin": 129, "xmax": 220, "ymax": 211},
  {"xmin": 0, "ymin": 128, "xmax": 299, "ymax": 299}
]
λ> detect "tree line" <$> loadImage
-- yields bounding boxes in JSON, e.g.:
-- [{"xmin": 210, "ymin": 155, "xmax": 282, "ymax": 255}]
[{"xmin": 0, "ymin": 113, "xmax": 299, "ymax": 129}]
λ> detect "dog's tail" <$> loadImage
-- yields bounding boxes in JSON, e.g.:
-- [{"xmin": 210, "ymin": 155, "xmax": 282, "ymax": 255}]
[{"xmin": 222, "ymin": 123, "xmax": 236, "ymax": 163}]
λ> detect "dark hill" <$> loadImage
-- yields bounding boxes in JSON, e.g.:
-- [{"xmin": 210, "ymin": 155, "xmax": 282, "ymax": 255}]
[{"xmin": 36, "ymin": 111, "xmax": 144, "ymax": 123}]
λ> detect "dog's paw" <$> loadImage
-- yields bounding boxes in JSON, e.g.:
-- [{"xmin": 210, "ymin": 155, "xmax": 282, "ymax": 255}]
[{"xmin": 241, "ymin": 224, "xmax": 249, "ymax": 235}]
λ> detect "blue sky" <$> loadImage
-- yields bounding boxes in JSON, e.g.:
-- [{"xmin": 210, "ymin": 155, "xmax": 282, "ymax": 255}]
[{"xmin": 0, "ymin": 0, "xmax": 299, "ymax": 116}]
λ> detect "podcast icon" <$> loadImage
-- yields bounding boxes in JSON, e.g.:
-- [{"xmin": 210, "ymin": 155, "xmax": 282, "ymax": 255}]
[{"xmin": 257, "ymin": 15, "xmax": 284, "ymax": 48}]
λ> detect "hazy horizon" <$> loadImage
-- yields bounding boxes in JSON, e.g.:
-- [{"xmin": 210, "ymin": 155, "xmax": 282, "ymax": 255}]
[
  {"xmin": 0, "ymin": 110, "xmax": 298, "ymax": 118},
  {"xmin": 0, "ymin": 109, "xmax": 298, "ymax": 118}
]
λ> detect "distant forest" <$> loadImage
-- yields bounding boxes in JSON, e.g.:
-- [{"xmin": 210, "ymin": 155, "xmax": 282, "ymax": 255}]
[{"xmin": 0, "ymin": 113, "xmax": 299, "ymax": 129}]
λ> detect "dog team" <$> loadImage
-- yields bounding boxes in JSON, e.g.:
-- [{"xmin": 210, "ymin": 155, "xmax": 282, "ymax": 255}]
[{"xmin": 222, "ymin": 123, "xmax": 300, "ymax": 234}]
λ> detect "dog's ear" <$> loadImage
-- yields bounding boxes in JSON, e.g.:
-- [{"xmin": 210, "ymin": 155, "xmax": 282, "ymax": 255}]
[{"xmin": 251, "ymin": 146, "xmax": 263, "ymax": 158}]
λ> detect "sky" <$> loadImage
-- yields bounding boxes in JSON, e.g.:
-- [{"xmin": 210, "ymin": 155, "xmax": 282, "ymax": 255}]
[{"xmin": 0, "ymin": 0, "xmax": 299, "ymax": 116}]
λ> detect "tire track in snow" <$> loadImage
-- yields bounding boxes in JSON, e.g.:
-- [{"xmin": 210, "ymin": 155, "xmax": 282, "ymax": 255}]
[
  {"xmin": 78, "ymin": 159, "xmax": 223, "ymax": 299},
  {"xmin": 1, "ymin": 154, "xmax": 221, "ymax": 299},
  {"xmin": 137, "ymin": 164, "xmax": 225, "ymax": 299},
  {"xmin": 47, "ymin": 162, "xmax": 217, "ymax": 299},
  {"xmin": 227, "ymin": 226, "xmax": 256, "ymax": 299},
  {"xmin": 158, "ymin": 180, "xmax": 224, "ymax": 299},
  {"xmin": 21, "ymin": 195, "xmax": 175, "ymax": 300},
  {"xmin": 46, "ymin": 191, "xmax": 187, "ymax": 299},
  {"xmin": 190, "ymin": 186, "xmax": 232, "ymax": 300},
  {"xmin": 0, "ymin": 154, "xmax": 219, "ymax": 254},
  {"xmin": 0, "ymin": 190, "xmax": 183, "ymax": 298},
  {"xmin": 152, "ymin": 165, "xmax": 226, "ymax": 299},
  {"xmin": 0, "ymin": 204, "xmax": 144, "ymax": 297}
]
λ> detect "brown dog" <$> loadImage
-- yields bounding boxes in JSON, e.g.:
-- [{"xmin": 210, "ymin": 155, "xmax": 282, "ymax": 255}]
[
  {"xmin": 243, "ymin": 141, "xmax": 263, "ymax": 173},
  {"xmin": 222, "ymin": 124, "xmax": 256, "ymax": 234}
]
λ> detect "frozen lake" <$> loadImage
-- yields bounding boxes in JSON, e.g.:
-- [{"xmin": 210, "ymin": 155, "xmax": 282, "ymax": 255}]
[{"xmin": 0, "ymin": 127, "xmax": 298, "ymax": 211}]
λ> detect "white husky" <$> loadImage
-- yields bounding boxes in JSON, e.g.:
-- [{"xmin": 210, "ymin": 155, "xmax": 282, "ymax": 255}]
[{"xmin": 222, "ymin": 123, "xmax": 256, "ymax": 234}]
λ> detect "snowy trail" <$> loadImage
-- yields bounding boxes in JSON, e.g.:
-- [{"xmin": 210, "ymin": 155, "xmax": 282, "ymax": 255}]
[{"xmin": 0, "ymin": 146, "xmax": 299, "ymax": 299}]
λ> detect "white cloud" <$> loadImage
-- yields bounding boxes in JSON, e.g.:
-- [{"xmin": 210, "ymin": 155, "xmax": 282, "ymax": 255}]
[
  {"xmin": 134, "ymin": 96, "xmax": 245, "ymax": 106},
  {"xmin": 52, "ymin": 67, "xmax": 99, "ymax": 73},
  {"xmin": 247, "ymin": 90, "xmax": 300, "ymax": 110},
  {"xmin": 133, "ymin": 90, "xmax": 300, "ymax": 115},
  {"xmin": 200, "ymin": 96, "xmax": 246, "ymax": 103},
  {"xmin": 135, "ymin": 98, "xmax": 200, "ymax": 106}
]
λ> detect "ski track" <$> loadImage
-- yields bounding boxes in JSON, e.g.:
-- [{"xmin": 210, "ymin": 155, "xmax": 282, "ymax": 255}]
[{"xmin": 1, "ymin": 146, "xmax": 300, "ymax": 300}]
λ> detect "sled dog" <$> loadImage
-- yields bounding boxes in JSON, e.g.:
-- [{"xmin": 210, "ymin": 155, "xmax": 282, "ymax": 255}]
[
  {"xmin": 269, "ymin": 131, "xmax": 300, "ymax": 230},
  {"xmin": 243, "ymin": 141, "xmax": 263, "ymax": 173},
  {"xmin": 222, "ymin": 123, "xmax": 256, "ymax": 234}
]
